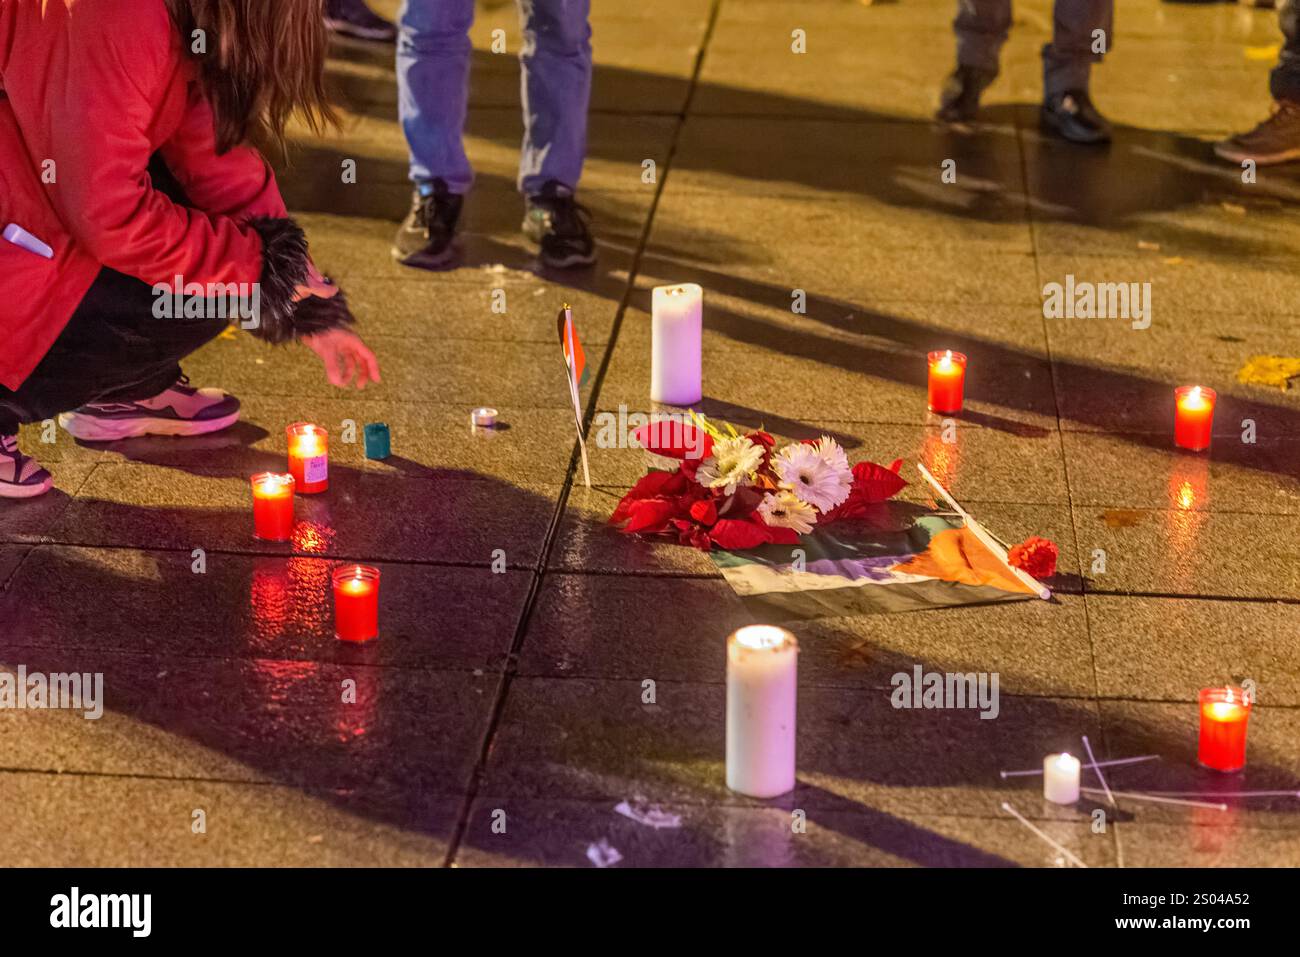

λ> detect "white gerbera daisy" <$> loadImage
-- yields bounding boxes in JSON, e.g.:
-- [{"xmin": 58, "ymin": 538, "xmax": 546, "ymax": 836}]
[
  {"xmin": 758, "ymin": 490, "xmax": 817, "ymax": 534},
  {"xmin": 695, "ymin": 435, "xmax": 764, "ymax": 494},
  {"xmin": 773, "ymin": 436, "xmax": 853, "ymax": 512}
]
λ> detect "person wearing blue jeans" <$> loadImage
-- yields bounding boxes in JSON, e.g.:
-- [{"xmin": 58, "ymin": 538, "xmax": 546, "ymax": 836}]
[
  {"xmin": 936, "ymin": 0, "xmax": 1114, "ymax": 145},
  {"xmin": 392, "ymin": 0, "xmax": 597, "ymax": 270},
  {"xmin": 1215, "ymin": 0, "xmax": 1300, "ymax": 165}
]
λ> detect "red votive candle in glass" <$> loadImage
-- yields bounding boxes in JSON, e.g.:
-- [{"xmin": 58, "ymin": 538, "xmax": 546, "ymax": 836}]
[
  {"xmin": 1174, "ymin": 385, "xmax": 1215, "ymax": 452},
  {"xmin": 332, "ymin": 565, "xmax": 380, "ymax": 642},
  {"xmin": 250, "ymin": 472, "xmax": 295, "ymax": 542},
  {"xmin": 927, "ymin": 350, "xmax": 967, "ymax": 414},
  {"xmin": 1197, "ymin": 686, "xmax": 1251, "ymax": 772},
  {"xmin": 287, "ymin": 422, "xmax": 329, "ymax": 494}
]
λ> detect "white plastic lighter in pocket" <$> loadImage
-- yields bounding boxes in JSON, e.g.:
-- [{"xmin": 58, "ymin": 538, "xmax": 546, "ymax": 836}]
[{"xmin": 2, "ymin": 223, "xmax": 54, "ymax": 259}]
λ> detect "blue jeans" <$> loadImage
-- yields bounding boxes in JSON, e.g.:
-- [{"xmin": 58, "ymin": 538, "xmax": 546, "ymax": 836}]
[
  {"xmin": 397, "ymin": 0, "xmax": 592, "ymax": 196},
  {"xmin": 953, "ymin": 0, "xmax": 1112, "ymax": 96}
]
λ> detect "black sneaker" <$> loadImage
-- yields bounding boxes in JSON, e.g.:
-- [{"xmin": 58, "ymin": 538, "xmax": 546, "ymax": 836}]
[
  {"xmin": 523, "ymin": 182, "xmax": 597, "ymax": 269},
  {"xmin": 59, "ymin": 376, "xmax": 240, "ymax": 442},
  {"xmin": 936, "ymin": 65, "xmax": 998, "ymax": 124},
  {"xmin": 1040, "ymin": 89, "xmax": 1112, "ymax": 145},
  {"xmin": 0, "ymin": 433, "xmax": 53, "ymax": 499},
  {"xmin": 392, "ymin": 181, "xmax": 464, "ymax": 271},
  {"xmin": 325, "ymin": 0, "xmax": 397, "ymax": 43}
]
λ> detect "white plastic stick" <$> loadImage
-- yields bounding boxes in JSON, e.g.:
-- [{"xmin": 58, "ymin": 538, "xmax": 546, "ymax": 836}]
[
  {"xmin": 1000, "ymin": 802, "xmax": 1087, "ymax": 868},
  {"xmin": 1080, "ymin": 787, "xmax": 1226, "ymax": 811},
  {"xmin": 916, "ymin": 462, "xmax": 1051, "ymax": 600},
  {"xmin": 1081, "ymin": 735, "xmax": 1114, "ymax": 807},
  {"xmin": 1000, "ymin": 754, "xmax": 1159, "ymax": 779}
]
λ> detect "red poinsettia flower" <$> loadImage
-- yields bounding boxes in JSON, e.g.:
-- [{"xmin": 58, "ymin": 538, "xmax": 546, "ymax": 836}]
[
  {"xmin": 1008, "ymin": 536, "xmax": 1058, "ymax": 579},
  {"xmin": 822, "ymin": 458, "xmax": 907, "ymax": 522},
  {"xmin": 689, "ymin": 499, "xmax": 718, "ymax": 526},
  {"xmin": 630, "ymin": 422, "xmax": 714, "ymax": 462},
  {"xmin": 609, "ymin": 469, "xmax": 689, "ymax": 527}
]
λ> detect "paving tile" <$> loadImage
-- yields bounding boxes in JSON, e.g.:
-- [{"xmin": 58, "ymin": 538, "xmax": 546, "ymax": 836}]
[
  {"xmin": 1062, "ymin": 432, "xmax": 1300, "ymax": 514},
  {"xmin": 1098, "ymin": 700, "xmax": 1300, "ymax": 831},
  {"xmin": 518, "ymin": 573, "xmax": 1095, "ymax": 697},
  {"xmin": 595, "ymin": 302, "xmax": 1058, "ymax": 426},
  {"xmin": 183, "ymin": 330, "xmax": 588, "ymax": 409},
  {"xmin": 0, "ymin": 462, "xmax": 96, "ymax": 542},
  {"xmin": 482, "ymin": 675, "xmax": 1108, "ymax": 821},
  {"xmin": 1087, "ymin": 596, "xmax": 1300, "ymax": 705},
  {"xmin": 1045, "ymin": 317, "xmax": 1300, "ymax": 439},
  {"xmin": 0, "ymin": 771, "xmax": 456, "ymax": 867},
  {"xmin": 45, "ymin": 464, "xmax": 560, "ymax": 566},
  {"xmin": 1118, "ymin": 822, "xmax": 1300, "ymax": 868},
  {"xmin": 32, "ymin": 396, "xmax": 580, "ymax": 488},
  {"xmin": 455, "ymin": 796, "xmax": 1113, "ymax": 867},
  {"xmin": 0, "ymin": 545, "xmax": 529, "ymax": 671},
  {"xmin": 1073, "ymin": 506, "xmax": 1300, "ymax": 600},
  {"xmin": 0, "ymin": 651, "xmax": 499, "ymax": 793}
]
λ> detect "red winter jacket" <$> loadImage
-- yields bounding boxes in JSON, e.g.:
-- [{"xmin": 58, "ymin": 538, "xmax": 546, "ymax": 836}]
[{"xmin": 0, "ymin": 0, "xmax": 342, "ymax": 390}]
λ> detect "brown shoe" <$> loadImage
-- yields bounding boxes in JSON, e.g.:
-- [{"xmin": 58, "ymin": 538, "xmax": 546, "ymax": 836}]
[{"xmin": 1214, "ymin": 100, "xmax": 1300, "ymax": 165}]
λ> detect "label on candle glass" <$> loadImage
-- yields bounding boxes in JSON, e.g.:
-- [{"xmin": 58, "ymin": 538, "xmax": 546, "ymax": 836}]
[{"xmin": 302, "ymin": 455, "xmax": 328, "ymax": 486}]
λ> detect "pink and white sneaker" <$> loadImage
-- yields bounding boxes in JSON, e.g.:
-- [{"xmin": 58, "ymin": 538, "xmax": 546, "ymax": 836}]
[
  {"xmin": 0, "ymin": 433, "xmax": 53, "ymax": 498},
  {"xmin": 58, "ymin": 376, "xmax": 241, "ymax": 442}
]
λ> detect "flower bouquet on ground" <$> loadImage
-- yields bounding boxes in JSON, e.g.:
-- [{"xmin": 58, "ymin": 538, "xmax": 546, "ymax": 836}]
[
  {"xmin": 609, "ymin": 414, "xmax": 1058, "ymax": 619},
  {"xmin": 609, "ymin": 414, "xmax": 907, "ymax": 551}
]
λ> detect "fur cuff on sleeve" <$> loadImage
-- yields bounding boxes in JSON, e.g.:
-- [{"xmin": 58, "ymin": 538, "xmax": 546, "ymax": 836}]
[{"xmin": 248, "ymin": 216, "xmax": 355, "ymax": 343}]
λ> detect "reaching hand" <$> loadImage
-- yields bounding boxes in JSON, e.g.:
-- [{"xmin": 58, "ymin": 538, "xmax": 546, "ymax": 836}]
[
  {"xmin": 301, "ymin": 327, "xmax": 381, "ymax": 390},
  {"xmin": 293, "ymin": 260, "xmax": 340, "ymax": 302}
]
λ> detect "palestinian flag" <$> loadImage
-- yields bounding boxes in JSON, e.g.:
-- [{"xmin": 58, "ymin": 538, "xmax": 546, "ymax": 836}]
[
  {"xmin": 557, "ymin": 304, "xmax": 589, "ymax": 390},
  {"xmin": 710, "ymin": 500, "xmax": 1044, "ymax": 620}
]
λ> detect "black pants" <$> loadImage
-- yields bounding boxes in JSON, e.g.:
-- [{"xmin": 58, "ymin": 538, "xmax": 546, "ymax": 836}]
[{"xmin": 0, "ymin": 267, "xmax": 227, "ymax": 435}]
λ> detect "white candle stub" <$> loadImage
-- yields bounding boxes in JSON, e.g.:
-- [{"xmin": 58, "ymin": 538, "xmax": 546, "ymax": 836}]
[
  {"xmin": 1043, "ymin": 752, "xmax": 1081, "ymax": 804},
  {"xmin": 650, "ymin": 283, "xmax": 703, "ymax": 406},
  {"xmin": 726, "ymin": 625, "xmax": 798, "ymax": 799},
  {"xmin": 471, "ymin": 407, "xmax": 498, "ymax": 429}
]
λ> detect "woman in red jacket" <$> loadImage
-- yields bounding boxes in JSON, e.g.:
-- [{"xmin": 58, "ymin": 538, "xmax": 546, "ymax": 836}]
[{"xmin": 0, "ymin": 0, "xmax": 379, "ymax": 497}]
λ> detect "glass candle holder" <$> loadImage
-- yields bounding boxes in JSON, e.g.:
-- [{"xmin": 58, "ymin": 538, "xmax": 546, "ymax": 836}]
[
  {"xmin": 332, "ymin": 565, "xmax": 380, "ymax": 643},
  {"xmin": 1197, "ymin": 685, "xmax": 1251, "ymax": 772},
  {"xmin": 250, "ymin": 472, "xmax": 295, "ymax": 542},
  {"xmin": 287, "ymin": 422, "xmax": 329, "ymax": 494},
  {"xmin": 927, "ymin": 350, "xmax": 967, "ymax": 414},
  {"xmin": 1174, "ymin": 385, "xmax": 1215, "ymax": 452}
]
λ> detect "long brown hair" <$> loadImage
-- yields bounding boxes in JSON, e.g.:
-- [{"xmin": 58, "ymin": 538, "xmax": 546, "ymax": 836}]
[{"xmin": 166, "ymin": 0, "xmax": 339, "ymax": 154}]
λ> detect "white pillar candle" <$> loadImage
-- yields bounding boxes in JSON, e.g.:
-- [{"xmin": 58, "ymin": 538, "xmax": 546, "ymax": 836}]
[
  {"xmin": 1043, "ymin": 752, "xmax": 1081, "ymax": 804},
  {"xmin": 651, "ymin": 283, "xmax": 703, "ymax": 406},
  {"xmin": 726, "ymin": 625, "xmax": 798, "ymax": 798}
]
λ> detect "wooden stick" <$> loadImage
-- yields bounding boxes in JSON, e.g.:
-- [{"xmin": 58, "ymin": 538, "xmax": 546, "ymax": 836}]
[
  {"xmin": 916, "ymin": 463, "xmax": 1051, "ymax": 600},
  {"xmin": 1000, "ymin": 802, "xmax": 1087, "ymax": 868}
]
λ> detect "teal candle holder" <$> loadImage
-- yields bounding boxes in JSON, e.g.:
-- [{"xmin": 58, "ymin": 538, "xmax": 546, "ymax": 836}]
[{"xmin": 363, "ymin": 422, "xmax": 391, "ymax": 460}]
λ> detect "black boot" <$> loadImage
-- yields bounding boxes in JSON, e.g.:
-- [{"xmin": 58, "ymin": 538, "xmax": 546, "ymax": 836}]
[
  {"xmin": 936, "ymin": 65, "xmax": 998, "ymax": 123},
  {"xmin": 392, "ymin": 180, "xmax": 463, "ymax": 271},
  {"xmin": 1040, "ymin": 89, "xmax": 1112, "ymax": 145}
]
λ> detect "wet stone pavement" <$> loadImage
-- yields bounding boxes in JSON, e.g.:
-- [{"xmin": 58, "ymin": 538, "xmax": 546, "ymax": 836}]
[{"xmin": 4, "ymin": 0, "xmax": 1300, "ymax": 866}]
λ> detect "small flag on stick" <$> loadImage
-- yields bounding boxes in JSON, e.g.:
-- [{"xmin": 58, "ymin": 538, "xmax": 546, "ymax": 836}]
[{"xmin": 557, "ymin": 303, "xmax": 591, "ymax": 488}]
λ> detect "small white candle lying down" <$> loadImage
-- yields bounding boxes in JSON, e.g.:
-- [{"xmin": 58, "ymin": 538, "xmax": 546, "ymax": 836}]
[
  {"xmin": 1043, "ymin": 752, "xmax": 1081, "ymax": 804},
  {"xmin": 650, "ymin": 283, "xmax": 703, "ymax": 406},
  {"xmin": 726, "ymin": 625, "xmax": 798, "ymax": 799}
]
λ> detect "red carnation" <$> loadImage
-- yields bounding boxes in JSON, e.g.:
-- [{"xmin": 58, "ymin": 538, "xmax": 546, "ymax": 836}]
[{"xmin": 1008, "ymin": 536, "xmax": 1058, "ymax": 579}]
